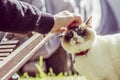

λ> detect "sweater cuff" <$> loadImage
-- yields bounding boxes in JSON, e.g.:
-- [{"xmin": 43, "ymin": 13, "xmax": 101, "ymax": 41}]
[{"xmin": 36, "ymin": 13, "xmax": 54, "ymax": 34}]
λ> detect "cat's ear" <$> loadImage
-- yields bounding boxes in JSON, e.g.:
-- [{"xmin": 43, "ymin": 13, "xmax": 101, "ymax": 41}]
[{"xmin": 86, "ymin": 16, "xmax": 92, "ymax": 27}]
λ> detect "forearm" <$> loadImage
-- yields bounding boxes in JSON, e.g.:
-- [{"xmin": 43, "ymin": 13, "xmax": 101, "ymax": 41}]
[{"xmin": 0, "ymin": 0, "xmax": 54, "ymax": 34}]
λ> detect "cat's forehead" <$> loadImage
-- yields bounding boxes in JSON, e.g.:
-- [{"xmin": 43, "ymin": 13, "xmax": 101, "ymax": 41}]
[
  {"xmin": 67, "ymin": 23, "xmax": 86, "ymax": 30},
  {"xmin": 78, "ymin": 23, "xmax": 88, "ymax": 28}
]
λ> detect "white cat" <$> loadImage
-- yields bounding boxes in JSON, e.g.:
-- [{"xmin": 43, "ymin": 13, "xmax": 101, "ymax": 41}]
[{"xmin": 61, "ymin": 17, "xmax": 120, "ymax": 80}]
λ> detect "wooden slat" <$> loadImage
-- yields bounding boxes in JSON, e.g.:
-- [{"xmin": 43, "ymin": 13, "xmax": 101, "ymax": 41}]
[
  {"xmin": 0, "ymin": 33, "xmax": 54, "ymax": 80},
  {"xmin": 0, "ymin": 57, "xmax": 6, "ymax": 61},
  {"xmin": 0, "ymin": 45, "xmax": 16, "ymax": 49},
  {"xmin": 0, "ymin": 49, "xmax": 13, "ymax": 53},
  {"xmin": 0, "ymin": 40, "xmax": 19, "ymax": 45},
  {"xmin": 0, "ymin": 60, "xmax": 3, "ymax": 63},
  {"xmin": 0, "ymin": 53, "xmax": 10, "ymax": 57}
]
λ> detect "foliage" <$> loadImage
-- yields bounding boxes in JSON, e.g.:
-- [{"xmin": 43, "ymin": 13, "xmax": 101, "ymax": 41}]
[{"xmin": 20, "ymin": 56, "xmax": 86, "ymax": 80}]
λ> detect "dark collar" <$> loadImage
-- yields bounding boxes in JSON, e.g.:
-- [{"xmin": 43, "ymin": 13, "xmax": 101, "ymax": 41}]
[{"xmin": 75, "ymin": 49, "xmax": 89, "ymax": 56}]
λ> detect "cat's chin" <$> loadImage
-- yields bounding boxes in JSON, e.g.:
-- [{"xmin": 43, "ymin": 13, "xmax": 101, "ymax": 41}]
[
  {"xmin": 61, "ymin": 42, "xmax": 77, "ymax": 53},
  {"xmin": 61, "ymin": 39, "xmax": 94, "ymax": 54},
  {"xmin": 62, "ymin": 41, "xmax": 82, "ymax": 53}
]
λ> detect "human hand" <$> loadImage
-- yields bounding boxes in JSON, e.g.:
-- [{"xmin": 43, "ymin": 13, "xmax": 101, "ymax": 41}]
[{"xmin": 50, "ymin": 11, "xmax": 82, "ymax": 33}]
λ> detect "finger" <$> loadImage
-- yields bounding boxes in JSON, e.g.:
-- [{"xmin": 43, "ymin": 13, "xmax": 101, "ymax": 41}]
[
  {"xmin": 68, "ymin": 19, "xmax": 80, "ymax": 26},
  {"xmin": 60, "ymin": 27, "xmax": 67, "ymax": 33},
  {"xmin": 59, "ymin": 10, "xmax": 70, "ymax": 15},
  {"xmin": 73, "ymin": 13, "xmax": 82, "ymax": 25}
]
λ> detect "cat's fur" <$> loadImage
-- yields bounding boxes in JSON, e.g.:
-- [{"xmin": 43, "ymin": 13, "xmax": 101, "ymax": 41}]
[{"xmin": 61, "ymin": 17, "xmax": 120, "ymax": 80}]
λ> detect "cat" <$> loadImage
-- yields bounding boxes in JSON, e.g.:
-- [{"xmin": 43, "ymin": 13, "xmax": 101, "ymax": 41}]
[{"xmin": 60, "ymin": 17, "xmax": 120, "ymax": 80}]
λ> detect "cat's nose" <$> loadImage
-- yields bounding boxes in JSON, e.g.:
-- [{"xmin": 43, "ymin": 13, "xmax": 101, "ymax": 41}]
[{"xmin": 73, "ymin": 37, "xmax": 78, "ymax": 41}]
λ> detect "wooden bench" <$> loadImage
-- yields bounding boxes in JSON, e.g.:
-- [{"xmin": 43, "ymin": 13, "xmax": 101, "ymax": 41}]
[{"xmin": 0, "ymin": 33, "xmax": 54, "ymax": 80}]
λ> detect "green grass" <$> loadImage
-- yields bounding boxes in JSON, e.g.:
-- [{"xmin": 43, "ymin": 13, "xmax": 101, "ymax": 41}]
[
  {"xmin": 20, "ymin": 56, "xmax": 86, "ymax": 80},
  {"xmin": 20, "ymin": 76, "xmax": 86, "ymax": 80}
]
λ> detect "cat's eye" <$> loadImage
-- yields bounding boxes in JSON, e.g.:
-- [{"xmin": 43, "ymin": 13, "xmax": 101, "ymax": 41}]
[
  {"xmin": 76, "ymin": 28, "xmax": 85, "ymax": 35},
  {"xmin": 64, "ymin": 30, "xmax": 73, "ymax": 41},
  {"xmin": 66, "ymin": 30, "xmax": 73, "ymax": 38}
]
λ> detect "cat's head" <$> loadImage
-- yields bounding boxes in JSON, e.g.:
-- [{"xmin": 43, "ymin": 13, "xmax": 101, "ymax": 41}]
[{"xmin": 60, "ymin": 17, "xmax": 96, "ymax": 54}]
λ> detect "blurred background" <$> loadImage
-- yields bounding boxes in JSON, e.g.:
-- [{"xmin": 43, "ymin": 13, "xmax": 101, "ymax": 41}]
[{"xmin": 1, "ymin": 0, "xmax": 120, "ymax": 79}]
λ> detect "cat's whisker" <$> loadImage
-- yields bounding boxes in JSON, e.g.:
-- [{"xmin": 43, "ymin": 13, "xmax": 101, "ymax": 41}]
[{"xmin": 56, "ymin": 33, "xmax": 63, "ymax": 38}]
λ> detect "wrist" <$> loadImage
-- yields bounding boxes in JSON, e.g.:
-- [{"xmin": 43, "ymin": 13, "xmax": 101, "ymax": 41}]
[{"xmin": 36, "ymin": 13, "xmax": 54, "ymax": 34}]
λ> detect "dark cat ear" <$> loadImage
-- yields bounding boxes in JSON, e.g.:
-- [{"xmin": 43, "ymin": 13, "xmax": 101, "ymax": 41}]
[{"xmin": 86, "ymin": 16, "xmax": 92, "ymax": 27}]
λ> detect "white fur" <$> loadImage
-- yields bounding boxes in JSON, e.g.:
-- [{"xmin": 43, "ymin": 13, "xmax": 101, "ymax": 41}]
[
  {"xmin": 62, "ymin": 31, "xmax": 120, "ymax": 80},
  {"xmin": 61, "ymin": 25, "xmax": 96, "ymax": 54}
]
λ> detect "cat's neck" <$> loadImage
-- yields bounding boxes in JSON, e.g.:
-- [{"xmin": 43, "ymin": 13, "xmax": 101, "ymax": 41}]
[
  {"xmin": 75, "ymin": 49, "xmax": 90, "ymax": 57},
  {"xmin": 75, "ymin": 37, "xmax": 97, "ymax": 57}
]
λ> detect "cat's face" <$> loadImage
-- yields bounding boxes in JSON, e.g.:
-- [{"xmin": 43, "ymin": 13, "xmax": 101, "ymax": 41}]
[{"xmin": 61, "ymin": 17, "xmax": 96, "ymax": 54}]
